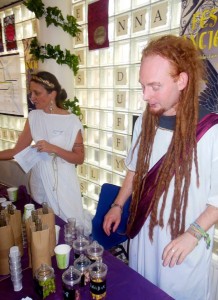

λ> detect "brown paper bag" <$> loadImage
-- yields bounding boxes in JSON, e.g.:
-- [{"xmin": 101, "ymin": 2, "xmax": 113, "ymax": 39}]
[
  {"xmin": 31, "ymin": 224, "xmax": 51, "ymax": 275},
  {"xmin": 0, "ymin": 225, "xmax": 15, "ymax": 275},
  {"xmin": 37, "ymin": 208, "xmax": 56, "ymax": 256},
  {"xmin": 25, "ymin": 217, "xmax": 35, "ymax": 268},
  {"xmin": 8, "ymin": 210, "xmax": 23, "ymax": 256}
]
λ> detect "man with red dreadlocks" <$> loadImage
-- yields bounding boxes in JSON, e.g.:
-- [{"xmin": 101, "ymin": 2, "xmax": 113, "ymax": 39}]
[{"xmin": 103, "ymin": 35, "xmax": 218, "ymax": 300}]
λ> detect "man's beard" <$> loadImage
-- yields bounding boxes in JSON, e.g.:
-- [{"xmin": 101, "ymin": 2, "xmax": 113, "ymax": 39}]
[{"xmin": 149, "ymin": 106, "xmax": 165, "ymax": 117}]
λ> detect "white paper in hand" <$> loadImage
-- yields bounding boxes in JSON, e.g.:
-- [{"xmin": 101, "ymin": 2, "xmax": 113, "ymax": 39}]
[{"xmin": 14, "ymin": 146, "xmax": 49, "ymax": 173}]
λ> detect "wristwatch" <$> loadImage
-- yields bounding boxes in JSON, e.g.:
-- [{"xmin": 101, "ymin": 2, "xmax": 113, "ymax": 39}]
[{"xmin": 111, "ymin": 203, "xmax": 123, "ymax": 213}]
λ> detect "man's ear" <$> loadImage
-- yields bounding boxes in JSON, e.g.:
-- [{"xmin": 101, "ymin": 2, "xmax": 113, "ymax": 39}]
[{"xmin": 177, "ymin": 72, "xmax": 188, "ymax": 91}]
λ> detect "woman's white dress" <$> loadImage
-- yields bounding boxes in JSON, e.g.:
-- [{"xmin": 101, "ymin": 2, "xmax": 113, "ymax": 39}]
[
  {"xmin": 28, "ymin": 110, "xmax": 84, "ymax": 225},
  {"xmin": 126, "ymin": 114, "xmax": 218, "ymax": 300}
]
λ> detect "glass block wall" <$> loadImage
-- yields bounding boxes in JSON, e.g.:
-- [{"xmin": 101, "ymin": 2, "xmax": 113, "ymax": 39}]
[
  {"xmin": 72, "ymin": 0, "xmax": 181, "ymax": 214},
  {"xmin": 0, "ymin": 0, "xmax": 182, "ymax": 214},
  {"xmin": 0, "ymin": 4, "xmax": 36, "ymax": 150}
]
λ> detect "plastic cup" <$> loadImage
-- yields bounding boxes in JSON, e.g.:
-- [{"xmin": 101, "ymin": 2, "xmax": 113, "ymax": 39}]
[
  {"xmin": 11, "ymin": 272, "xmax": 23, "ymax": 281},
  {"xmin": 7, "ymin": 187, "xmax": 18, "ymax": 202},
  {"xmin": 12, "ymin": 280, "xmax": 22, "ymax": 292},
  {"xmin": 24, "ymin": 203, "xmax": 35, "ymax": 220},
  {"xmin": 54, "ymin": 244, "xmax": 71, "ymax": 269},
  {"xmin": 55, "ymin": 225, "xmax": 60, "ymax": 245}
]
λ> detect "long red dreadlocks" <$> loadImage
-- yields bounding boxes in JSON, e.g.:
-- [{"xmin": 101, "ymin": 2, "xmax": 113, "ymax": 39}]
[{"xmin": 126, "ymin": 35, "xmax": 205, "ymax": 241}]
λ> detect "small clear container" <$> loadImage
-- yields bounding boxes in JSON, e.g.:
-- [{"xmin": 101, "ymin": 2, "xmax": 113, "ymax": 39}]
[
  {"xmin": 35, "ymin": 263, "xmax": 56, "ymax": 299},
  {"xmin": 89, "ymin": 261, "xmax": 108, "ymax": 300},
  {"xmin": 74, "ymin": 254, "xmax": 92, "ymax": 286},
  {"xmin": 62, "ymin": 266, "xmax": 81, "ymax": 300},
  {"xmin": 72, "ymin": 235, "xmax": 90, "ymax": 259},
  {"xmin": 86, "ymin": 241, "xmax": 104, "ymax": 263}
]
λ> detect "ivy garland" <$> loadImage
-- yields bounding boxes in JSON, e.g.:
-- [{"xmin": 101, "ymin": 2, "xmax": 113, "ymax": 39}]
[
  {"xmin": 24, "ymin": 0, "xmax": 84, "ymax": 119},
  {"xmin": 23, "ymin": 0, "xmax": 81, "ymax": 37},
  {"xmin": 29, "ymin": 37, "xmax": 79, "ymax": 75}
]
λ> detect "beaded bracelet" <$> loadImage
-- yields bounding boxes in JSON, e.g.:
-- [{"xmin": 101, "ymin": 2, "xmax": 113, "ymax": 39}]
[{"xmin": 188, "ymin": 222, "xmax": 211, "ymax": 249}]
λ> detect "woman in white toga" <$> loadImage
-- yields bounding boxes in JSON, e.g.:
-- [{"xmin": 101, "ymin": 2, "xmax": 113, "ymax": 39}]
[{"xmin": 0, "ymin": 71, "xmax": 85, "ymax": 225}]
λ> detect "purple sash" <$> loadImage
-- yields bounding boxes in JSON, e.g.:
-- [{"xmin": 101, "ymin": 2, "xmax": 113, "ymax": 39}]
[{"xmin": 128, "ymin": 113, "xmax": 218, "ymax": 239}]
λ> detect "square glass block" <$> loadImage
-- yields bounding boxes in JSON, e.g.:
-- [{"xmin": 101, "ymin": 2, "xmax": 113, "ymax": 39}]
[
  {"xmin": 15, "ymin": 23, "xmax": 23, "ymax": 40},
  {"xmin": 4, "ymin": 8, "xmax": 13, "ymax": 17},
  {"xmin": 99, "ymin": 90, "xmax": 113, "ymax": 110},
  {"xmin": 112, "ymin": 133, "xmax": 128, "ymax": 155},
  {"xmin": 23, "ymin": 20, "xmax": 34, "ymax": 39},
  {"xmin": 73, "ymin": 1, "xmax": 86, "ymax": 24},
  {"xmin": 113, "ymin": 112, "xmax": 128, "ymax": 133},
  {"xmin": 75, "ymin": 48, "xmax": 86, "ymax": 67},
  {"xmin": 100, "ymin": 111, "xmax": 113, "ymax": 131},
  {"xmin": 114, "ymin": 0, "xmax": 131, "ymax": 15},
  {"xmin": 13, "ymin": 6, "xmax": 22, "ymax": 23},
  {"xmin": 88, "ymin": 165, "xmax": 100, "ymax": 185},
  {"xmin": 87, "ymin": 49, "xmax": 99, "ymax": 67},
  {"xmin": 150, "ymin": 1, "xmax": 171, "ymax": 34},
  {"xmin": 73, "ymin": 25, "xmax": 87, "ymax": 47},
  {"xmin": 131, "ymin": 7, "xmax": 149, "ymax": 37},
  {"xmin": 8, "ymin": 130, "xmax": 16, "ymax": 142},
  {"xmin": 112, "ymin": 173, "xmax": 125, "ymax": 187},
  {"xmin": 99, "ymin": 150, "xmax": 113, "ymax": 171},
  {"xmin": 129, "ymin": 90, "xmax": 145, "ymax": 113},
  {"xmin": 80, "ymin": 108, "xmax": 87, "ymax": 128},
  {"xmin": 114, "ymin": 66, "xmax": 129, "ymax": 88},
  {"xmin": 2, "ymin": 141, "xmax": 14, "ymax": 150},
  {"xmin": 86, "ymin": 109, "xmax": 100, "ymax": 128},
  {"xmin": 79, "ymin": 179, "xmax": 88, "ymax": 196},
  {"xmin": 21, "ymin": 3, "xmax": 35, "ymax": 21},
  {"xmin": 21, "ymin": 73, "xmax": 26, "ymax": 89},
  {"xmin": 108, "ymin": 18, "xmax": 115, "ymax": 42},
  {"xmin": 87, "ymin": 68, "xmax": 100, "ymax": 88},
  {"xmin": 112, "ymin": 153, "xmax": 126, "ymax": 176},
  {"xmin": 83, "ymin": 197, "xmax": 98, "ymax": 213},
  {"xmin": 114, "ymin": 90, "xmax": 129, "ymax": 111},
  {"xmin": 129, "ymin": 65, "xmax": 141, "ymax": 89},
  {"xmin": 75, "ymin": 90, "xmax": 87, "ymax": 107},
  {"xmin": 114, "ymin": 40, "xmax": 130, "ymax": 65},
  {"xmin": 100, "ymin": 46, "xmax": 114, "ymax": 66},
  {"xmin": 77, "ymin": 163, "xmax": 88, "ymax": 178},
  {"xmin": 8, "ymin": 116, "xmax": 16, "ymax": 129},
  {"xmin": 87, "ymin": 90, "xmax": 100, "ymax": 108},
  {"xmin": 99, "ymin": 131, "xmax": 113, "ymax": 151},
  {"xmin": 99, "ymin": 169, "xmax": 113, "ymax": 185},
  {"xmin": 86, "ymin": 128, "xmax": 99, "ymax": 147},
  {"xmin": 19, "ymin": 57, "xmax": 25, "ymax": 73},
  {"xmin": 171, "ymin": 0, "xmax": 182, "ymax": 29},
  {"xmin": 17, "ymin": 40, "xmax": 24, "ymax": 56},
  {"xmin": 99, "ymin": 67, "xmax": 114, "ymax": 88},
  {"xmin": 1, "ymin": 115, "xmax": 9, "ymax": 128},
  {"xmin": 132, "ymin": 0, "xmax": 150, "ymax": 8},
  {"xmin": 130, "ymin": 36, "xmax": 147, "ymax": 63},
  {"xmin": 2, "ymin": 128, "xmax": 8, "ymax": 140},
  {"xmin": 115, "ymin": 13, "xmax": 131, "ymax": 40},
  {"xmin": 87, "ymin": 147, "xmax": 100, "ymax": 166},
  {"xmin": 74, "ymin": 69, "xmax": 86, "ymax": 87}
]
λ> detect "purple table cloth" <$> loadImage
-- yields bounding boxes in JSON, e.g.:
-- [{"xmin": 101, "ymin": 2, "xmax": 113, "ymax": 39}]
[{"xmin": 0, "ymin": 185, "xmax": 174, "ymax": 300}]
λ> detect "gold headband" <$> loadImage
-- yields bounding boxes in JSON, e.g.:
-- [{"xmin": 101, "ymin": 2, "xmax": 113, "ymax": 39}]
[{"xmin": 31, "ymin": 75, "xmax": 55, "ymax": 89}]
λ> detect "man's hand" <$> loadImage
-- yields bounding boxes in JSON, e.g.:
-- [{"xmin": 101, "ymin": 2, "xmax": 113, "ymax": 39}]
[
  {"xmin": 162, "ymin": 231, "xmax": 198, "ymax": 268},
  {"xmin": 103, "ymin": 207, "xmax": 122, "ymax": 236}
]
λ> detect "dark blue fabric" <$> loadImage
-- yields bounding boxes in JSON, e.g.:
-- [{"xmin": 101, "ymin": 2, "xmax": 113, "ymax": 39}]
[{"xmin": 92, "ymin": 183, "xmax": 131, "ymax": 250}]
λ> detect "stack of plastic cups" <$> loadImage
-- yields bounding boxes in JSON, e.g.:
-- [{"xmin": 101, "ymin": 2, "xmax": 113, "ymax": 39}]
[
  {"xmin": 64, "ymin": 218, "xmax": 76, "ymax": 247},
  {"xmin": 64, "ymin": 222, "xmax": 77, "ymax": 247},
  {"xmin": 9, "ymin": 246, "xmax": 23, "ymax": 292}
]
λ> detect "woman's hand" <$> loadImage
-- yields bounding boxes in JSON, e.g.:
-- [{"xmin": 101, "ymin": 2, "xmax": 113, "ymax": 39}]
[
  {"xmin": 33, "ymin": 140, "xmax": 55, "ymax": 154},
  {"xmin": 162, "ymin": 231, "xmax": 198, "ymax": 268},
  {"xmin": 103, "ymin": 207, "xmax": 122, "ymax": 236}
]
